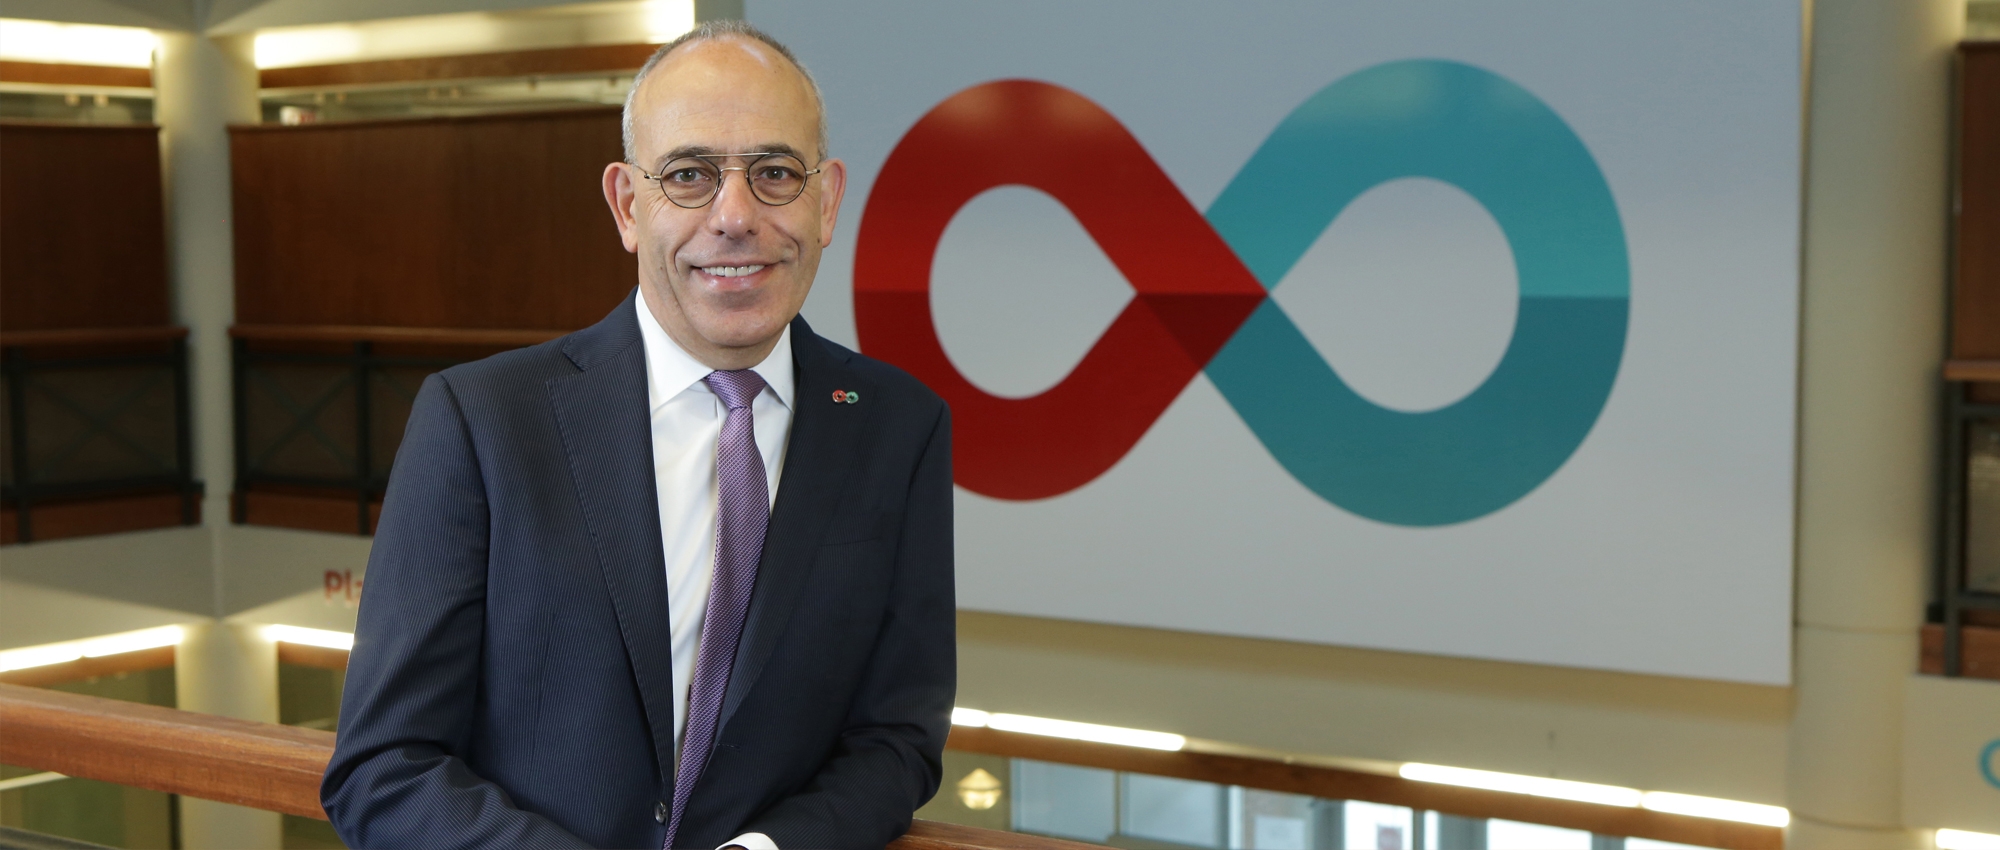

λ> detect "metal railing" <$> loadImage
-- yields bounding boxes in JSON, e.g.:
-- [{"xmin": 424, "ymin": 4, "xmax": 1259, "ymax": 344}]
[
  {"xmin": 1939, "ymin": 359, "xmax": 2000, "ymax": 676},
  {"xmin": 0, "ymin": 327, "xmax": 200, "ymax": 543},
  {"xmin": 230, "ymin": 325, "xmax": 564, "ymax": 534}
]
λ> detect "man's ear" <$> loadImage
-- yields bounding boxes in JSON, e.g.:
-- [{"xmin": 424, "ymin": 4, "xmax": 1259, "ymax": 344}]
[
  {"xmin": 602, "ymin": 162, "xmax": 641, "ymax": 253},
  {"xmin": 816, "ymin": 157, "xmax": 848, "ymax": 248}
]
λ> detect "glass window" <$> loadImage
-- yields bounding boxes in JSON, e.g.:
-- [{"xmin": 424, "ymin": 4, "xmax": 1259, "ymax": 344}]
[
  {"xmin": 1424, "ymin": 811, "xmax": 1486, "ymax": 849},
  {"xmin": 1011, "ymin": 759, "xmax": 1115, "ymax": 842},
  {"xmin": 1229, "ymin": 788, "xmax": 1317, "ymax": 850},
  {"xmin": 1486, "ymin": 819, "xmax": 1591, "ymax": 850},
  {"xmin": 1345, "ymin": 800, "xmax": 1416, "ymax": 850},
  {"xmin": 1123, "ymin": 773, "xmax": 1226, "ymax": 848}
]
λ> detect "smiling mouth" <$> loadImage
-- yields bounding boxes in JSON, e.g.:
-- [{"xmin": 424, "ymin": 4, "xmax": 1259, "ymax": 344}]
[{"xmin": 698, "ymin": 264, "xmax": 769, "ymax": 278}]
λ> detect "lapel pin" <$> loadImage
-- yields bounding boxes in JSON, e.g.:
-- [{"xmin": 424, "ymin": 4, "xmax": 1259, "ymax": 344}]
[{"xmin": 832, "ymin": 389, "xmax": 859, "ymax": 404}]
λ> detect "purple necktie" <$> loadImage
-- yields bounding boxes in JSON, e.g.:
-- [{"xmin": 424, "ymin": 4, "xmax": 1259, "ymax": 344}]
[{"xmin": 667, "ymin": 369, "xmax": 769, "ymax": 848}]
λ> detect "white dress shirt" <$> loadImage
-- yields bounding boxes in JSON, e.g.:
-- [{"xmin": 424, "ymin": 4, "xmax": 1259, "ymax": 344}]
[{"xmin": 636, "ymin": 287, "xmax": 790, "ymax": 850}]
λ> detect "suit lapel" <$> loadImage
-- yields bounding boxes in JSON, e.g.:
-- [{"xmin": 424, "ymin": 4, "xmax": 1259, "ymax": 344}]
[
  {"xmin": 718, "ymin": 317, "xmax": 877, "ymax": 729},
  {"xmin": 546, "ymin": 291, "xmax": 680, "ymax": 789}
]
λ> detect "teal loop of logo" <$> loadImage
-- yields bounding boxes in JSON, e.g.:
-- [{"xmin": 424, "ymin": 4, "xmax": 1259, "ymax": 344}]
[
  {"xmin": 1204, "ymin": 60, "xmax": 1631, "ymax": 526},
  {"xmin": 1982, "ymin": 738, "xmax": 2000, "ymax": 790}
]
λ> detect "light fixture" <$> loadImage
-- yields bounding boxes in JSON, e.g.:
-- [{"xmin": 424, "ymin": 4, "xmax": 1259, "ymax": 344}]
[
  {"xmin": 949, "ymin": 706, "xmax": 1185, "ymax": 750},
  {"xmin": 956, "ymin": 768, "xmax": 1002, "ymax": 810},
  {"xmin": 0, "ymin": 19, "xmax": 156, "ymax": 68},
  {"xmin": 0, "ymin": 626, "xmax": 185, "ymax": 674},
  {"xmin": 641, "ymin": 0, "xmax": 697, "ymax": 43},
  {"xmin": 1640, "ymin": 791, "xmax": 1788, "ymax": 827},
  {"xmin": 253, "ymin": 26, "xmax": 365, "ymax": 69},
  {"xmin": 1939, "ymin": 829, "xmax": 2000, "ymax": 850},
  {"xmin": 1399, "ymin": 763, "xmax": 1795, "ymax": 827},
  {"xmin": 0, "ymin": 772, "xmax": 68, "ymax": 793},
  {"xmin": 263, "ymin": 625, "xmax": 354, "ymax": 650},
  {"xmin": 1398, "ymin": 763, "xmax": 1643, "ymax": 808}
]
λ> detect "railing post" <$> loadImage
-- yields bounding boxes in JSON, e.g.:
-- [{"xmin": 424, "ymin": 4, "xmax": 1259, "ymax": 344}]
[
  {"xmin": 231, "ymin": 335, "xmax": 248, "ymax": 524},
  {"xmin": 354, "ymin": 340, "xmax": 372, "ymax": 535},
  {"xmin": 5, "ymin": 345, "xmax": 32, "ymax": 543},
  {"xmin": 174, "ymin": 335, "xmax": 198, "ymax": 526},
  {"xmin": 1942, "ymin": 379, "xmax": 1967, "ymax": 677}
]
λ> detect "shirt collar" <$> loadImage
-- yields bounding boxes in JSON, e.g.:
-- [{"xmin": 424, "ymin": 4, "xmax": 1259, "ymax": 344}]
[{"xmin": 636, "ymin": 287, "xmax": 795, "ymax": 412}]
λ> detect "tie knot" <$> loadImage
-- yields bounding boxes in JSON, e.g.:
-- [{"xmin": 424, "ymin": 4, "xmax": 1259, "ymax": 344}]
[{"xmin": 704, "ymin": 369, "xmax": 766, "ymax": 410}]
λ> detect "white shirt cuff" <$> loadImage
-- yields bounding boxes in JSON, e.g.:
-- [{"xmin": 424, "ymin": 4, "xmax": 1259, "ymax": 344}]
[{"xmin": 718, "ymin": 832, "xmax": 778, "ymax": 850}]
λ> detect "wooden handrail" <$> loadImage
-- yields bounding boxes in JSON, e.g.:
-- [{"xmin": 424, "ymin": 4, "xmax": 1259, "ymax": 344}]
[
  {"xmin": 1945, "ymin": 359, "xmax": 2000, "ymax": 382},
  {"xmin": 0, "ymin": 682, "xmax": 1098, "ymax": 850},
  {"xmin": 0, "ymin": 682, "xmax": 328, "ymax": 817},
  {"xmin": 0, "ymin": 645, "xmax": 175, "ymax": 688},
  {"xmin": 0, "ymin": 61, "xmax": 152, "ymax": 90},
  {"xmin": 0, "ymin": 326, "xmax": 187, "ymax": 347},
  {"xmin": 231, "ymin": 324, "xmax": 567, "ymax": 347},
  {"xmin": 946, "ymin": 726, "xmax": 1782, "ymax": 850},
  {"xmin": 258, "ymin": 43, "xmax": 661, "ymax": 91}
]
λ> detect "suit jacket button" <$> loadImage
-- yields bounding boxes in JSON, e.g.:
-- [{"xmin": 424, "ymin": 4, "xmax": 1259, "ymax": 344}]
[{"xmin": 655, "ymin": 801, "xmax": 668, "ymax": 824}]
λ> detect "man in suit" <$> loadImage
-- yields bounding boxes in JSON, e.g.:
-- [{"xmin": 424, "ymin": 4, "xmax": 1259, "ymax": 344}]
[{"xmin": 322, "ymin": 21, "xmax": 956, "ymax": 849}]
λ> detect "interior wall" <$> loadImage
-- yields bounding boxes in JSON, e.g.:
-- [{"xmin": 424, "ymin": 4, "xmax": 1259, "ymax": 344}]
[
  {"xmin": 1956, "ymin": 43, "xmax": 2000, "ymax": 361},
  {"xmin": 956, "ymin": 611, "xmax": 1791, "ymax": 808},
  {"xmin": 0, "ymin": 124, "xmax": 170, "ymax": 331},
  {"xmin": 228, "ymin": 109, "xmax": 634, "ymax": 330}
]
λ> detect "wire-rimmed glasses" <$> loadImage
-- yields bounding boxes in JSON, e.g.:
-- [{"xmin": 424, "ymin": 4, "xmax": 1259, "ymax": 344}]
[{"xmin": 639, "ymin": 152, "xmax": 822, "ymax": 208}]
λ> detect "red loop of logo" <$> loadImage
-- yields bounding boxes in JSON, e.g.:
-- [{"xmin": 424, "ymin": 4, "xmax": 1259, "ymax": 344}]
[{"xmin": 856, "ymin": 80, "xmax": 1269, "ymax": 500}]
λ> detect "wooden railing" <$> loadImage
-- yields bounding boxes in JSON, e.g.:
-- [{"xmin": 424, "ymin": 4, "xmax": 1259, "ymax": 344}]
[
  {"xmin": 4, "ymin": 647, "xmax": 1789, "ymax": 850},
  {"xmin": 944, "ymin": 728, "xmax": 1782, "ymax": 850},
  {"xmin": 229, "ymin": 324, "xmax": 568, "ymax": 348},
  {"xmin": 0, "ymin": 682, "xmax": 1100, "ymax": 850}
]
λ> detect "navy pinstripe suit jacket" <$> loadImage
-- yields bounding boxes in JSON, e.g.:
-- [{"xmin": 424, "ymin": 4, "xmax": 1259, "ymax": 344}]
[{"xmin": 321, "ymin": 292, "xmax": 956, "ymax": 849}]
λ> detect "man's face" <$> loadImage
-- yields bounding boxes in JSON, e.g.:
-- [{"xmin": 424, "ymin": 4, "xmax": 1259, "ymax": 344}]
[{"xmin": 604, "ymin": 37, "xmax": 846, "ymax": 368}]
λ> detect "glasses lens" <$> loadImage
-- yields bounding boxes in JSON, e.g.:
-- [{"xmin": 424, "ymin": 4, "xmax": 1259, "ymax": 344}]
[
  {"xmin": 659, "ymin": 158, "xmax": 720, "ymax": 207},
  {"xmin": 748, "ymin": 154, "xmax": 809, "ymax": 205}
]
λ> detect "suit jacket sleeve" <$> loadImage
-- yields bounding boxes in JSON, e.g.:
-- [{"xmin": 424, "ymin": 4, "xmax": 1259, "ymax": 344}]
[
  {"xmin": 320, "ymin": 373, "xmax": 591, "ymax": 849},
  {"xmin": 740, "ymin": 404, "xmax": 956, "ymax": 848}
]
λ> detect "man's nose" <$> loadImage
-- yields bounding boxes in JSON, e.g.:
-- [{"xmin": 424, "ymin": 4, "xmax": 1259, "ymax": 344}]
[{"xmin": 704, "ymin": 170, "xmax": 760, "ymax": 237}]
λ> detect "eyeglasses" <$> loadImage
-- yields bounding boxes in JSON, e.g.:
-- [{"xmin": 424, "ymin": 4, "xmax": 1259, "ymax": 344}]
[{"xmin": 639, "ymin": 152, "xmax": 822, "ymax": 208}]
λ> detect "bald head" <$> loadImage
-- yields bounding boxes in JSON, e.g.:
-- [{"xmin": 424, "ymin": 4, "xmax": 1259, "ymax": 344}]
[{"xmin": 622, "ymin": 21, "xmax": 827, "ymax": 165}]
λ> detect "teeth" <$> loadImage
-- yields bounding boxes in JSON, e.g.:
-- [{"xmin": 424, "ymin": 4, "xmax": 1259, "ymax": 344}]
[{"xmin": 702, "ymin": 264, "xmax": 767, "ymax": 278}]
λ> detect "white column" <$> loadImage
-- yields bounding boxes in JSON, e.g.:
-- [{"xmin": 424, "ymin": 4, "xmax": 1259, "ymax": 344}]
[
  {"xmin": 156, "ymin": 30, "xmax": 255, "ymax": 536},
  {"xmin": 1788, "ymin": 0, "xmax": 1963, "ymax": 847},
  {"xmin": 156, "ymin": 31, "xmax": 282, "ymax": 850},
  {"xmin": 173, "ymin": 621, "xmax": 282, "ymax": 849}
]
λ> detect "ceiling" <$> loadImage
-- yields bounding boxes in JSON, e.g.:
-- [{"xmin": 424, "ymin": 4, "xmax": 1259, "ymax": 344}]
[{"xmin": 0, "ymin": 0, "xmax": 668, "ymax": 34}]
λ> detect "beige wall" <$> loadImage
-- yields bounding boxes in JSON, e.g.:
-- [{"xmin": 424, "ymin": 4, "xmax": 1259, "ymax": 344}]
[{"xmin": 959, "ymin": 611, "xmax": 1791, "ymax": 805}]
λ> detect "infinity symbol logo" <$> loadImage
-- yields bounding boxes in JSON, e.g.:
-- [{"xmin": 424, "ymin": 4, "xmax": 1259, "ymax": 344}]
[{"xmin": 856, "ymin": 61, "xmax": 1629, "ymax": 526}]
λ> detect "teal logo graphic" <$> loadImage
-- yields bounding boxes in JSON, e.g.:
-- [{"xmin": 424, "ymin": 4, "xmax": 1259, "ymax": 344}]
[
  {"xmin": 1206, "ymin": 60, "xmax": 1630, "ymax": 525},
  {"xmin": 1983, "ymin": 738, "xmax": 1999, "ymax": 790}
]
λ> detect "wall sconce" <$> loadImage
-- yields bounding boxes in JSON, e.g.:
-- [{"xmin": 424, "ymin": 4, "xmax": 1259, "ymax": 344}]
[{"xmin": 956, "ymin": 768, "xmax": 1002, "ymax": 811}]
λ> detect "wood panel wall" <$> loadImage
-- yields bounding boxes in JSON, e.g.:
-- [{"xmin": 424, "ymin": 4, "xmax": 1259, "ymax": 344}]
[
  {"xmin": 0, "ymin": 123, "xmax": 170, "ymax": 331},
  {"xmin": 229, "ymin": 108, "xmax": 636, "ymax": 330},
  {"xmin": 1958, "ymin": 42, "xmax": 2000, "ymax": 360}
]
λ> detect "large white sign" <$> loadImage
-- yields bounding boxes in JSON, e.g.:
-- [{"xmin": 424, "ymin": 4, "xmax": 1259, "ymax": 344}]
[{"xmin": 759, "ymin": 1, "xmax": 1802, "ymax": 684}]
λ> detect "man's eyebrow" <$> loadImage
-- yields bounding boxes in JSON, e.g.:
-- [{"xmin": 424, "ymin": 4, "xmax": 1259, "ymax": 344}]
[
  {"xmin": 660, "ymin": 144, "xmax": 721, "ymax": 163},
  {"xmin": 656, "ymin": 143, "xmax": 808, "ymax": 166}
]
